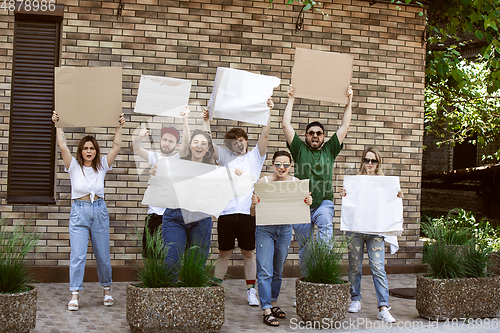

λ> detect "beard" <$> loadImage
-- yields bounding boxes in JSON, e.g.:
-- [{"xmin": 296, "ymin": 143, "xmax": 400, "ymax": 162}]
[
  {"xmin": 305, "ymin": 137, "xmax": 324, "ymax": 150},
  {"xmin": 161, "ymin": 145, "xmax": 175, "ymax": 155}
]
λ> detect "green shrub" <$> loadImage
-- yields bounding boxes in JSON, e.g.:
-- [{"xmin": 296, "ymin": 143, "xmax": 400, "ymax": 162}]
[
  {"xmin": 421, "ymin": 216, "xmax": 493, "ymax": 279},
  {"xmin": 177, "ymin": 244, "xmax": 215, "ymax": 288},
  {"xmin": 302, "ymin": 236, "xmax": 348, "ymax": 285},
  {"xmin": 0, "ymin": 218, "xmax": 39, "ymax": 294},
  {"xmin": 421, "ymin": 208, "xmax": 500, "ymax": 251},
  {"xmin": 136, "ymin": 226, "xmax": 175, "ymax": 288},
  {"xmin": 462, "ymin": 243, "xmax": 491, "ymax": 278},
  {"xmin": 136, "ymin": 226, "xmax": 215, "ymax": 288}
]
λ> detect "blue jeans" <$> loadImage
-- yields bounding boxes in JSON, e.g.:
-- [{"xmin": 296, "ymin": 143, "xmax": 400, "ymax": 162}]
[
  {"xmin": 255, "ymin": 225, "xmax": 293, "ymax": 311},
  {"xmin": 161, "ymin": 208, "xmax": 212, "ymax": 278},
  {"xmin": 292, "ymin": 199, "xmax": 334, "ymax": 274},
  {"xmin": 69, "ymin": 199, "xmax": 112, "ymax": 291},
  {"xmin": 346, "ymin": 232, "xmax": 389, "ymax": 308}
]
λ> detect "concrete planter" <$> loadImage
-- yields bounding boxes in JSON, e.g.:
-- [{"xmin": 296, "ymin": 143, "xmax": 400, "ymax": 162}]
[
  {"xmin": 295, "ymin": 278, "xmax": 350, "ymax": 322},
  {"xmin": 0, "ymin": 286, "xmax": 37, "ymax": 333},
  {"xmin": 126, "ymin": 283, "xmax": 225, "ymax": 333},
  {"xmin": 416, "ymin": 275, "xmax": 500, "ymax": 320},
  {"xmin": 487, "ymin": 252, "xmax": 500, "ymax": 276}
]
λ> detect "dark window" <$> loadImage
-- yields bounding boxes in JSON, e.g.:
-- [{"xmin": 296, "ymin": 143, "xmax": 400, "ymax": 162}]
[
  {"xmin": 453, "ymin": 134, "xmax": 477, "ymax": 170},
  {"xmin": 7, "ymin": 8, "xmax": 63, "ymax": 204}
]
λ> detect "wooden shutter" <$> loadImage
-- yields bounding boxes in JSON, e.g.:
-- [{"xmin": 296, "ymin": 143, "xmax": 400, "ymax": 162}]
[{"xmin": 7, "ymin": 13, "xmax": 62, "ymax": 203}]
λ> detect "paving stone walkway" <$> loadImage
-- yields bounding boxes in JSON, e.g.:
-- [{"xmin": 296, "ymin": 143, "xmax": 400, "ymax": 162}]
[{"xmin": 31, "ymin": 274, "xmax": 500, "ymax": 333}]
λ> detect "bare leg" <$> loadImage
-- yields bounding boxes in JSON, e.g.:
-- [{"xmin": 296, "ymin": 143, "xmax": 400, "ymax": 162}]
[
  {"xmin": 241, "ymin": 249, "xmax": 256, "ymax": 281},
  {"xmin": 214, "ymin": 249, "xmax": 232, "ymax": 280}
]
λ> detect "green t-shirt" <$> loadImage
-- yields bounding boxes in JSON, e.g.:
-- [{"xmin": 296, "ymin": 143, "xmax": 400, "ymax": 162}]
[{"xmin": 287, "ymin": 132, "xmax": 342, "ymax": 207}]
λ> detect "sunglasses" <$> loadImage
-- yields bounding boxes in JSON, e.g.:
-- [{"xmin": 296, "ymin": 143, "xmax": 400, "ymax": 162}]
[
  {"xmin": 363, "ymin": 158, "xmax": 379, "ymax": 165},
  {"xmin": 274, "ymin": 162, "xmax": 291, "ymax": 168},
  {"xmin": 307, "ymin": 130, "xmax": 324, "ymax": 136}
]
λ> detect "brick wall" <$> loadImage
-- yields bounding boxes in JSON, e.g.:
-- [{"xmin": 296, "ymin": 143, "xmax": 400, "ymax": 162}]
[
  {"xmin": 0, "ymin": 0, "xmax": 425, "ymax": 276},
  {"xmin": 422, "ymin": 132, "xmax": 453, "ymax": 174}
]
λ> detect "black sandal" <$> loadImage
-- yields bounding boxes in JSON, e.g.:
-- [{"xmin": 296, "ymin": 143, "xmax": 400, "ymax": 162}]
[
  {"xmin": 263, "ymin": 314, "xmax": 279, "ymax": 326},
  {"xmin": 271, "ymin": 306, "xmax": 286, "ymax": 319}
]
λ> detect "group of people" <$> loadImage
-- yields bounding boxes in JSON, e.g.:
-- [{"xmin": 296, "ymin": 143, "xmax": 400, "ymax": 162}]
[{"xmin": 53, "ymin": 84, "xmax": 402, "ymax": 326}]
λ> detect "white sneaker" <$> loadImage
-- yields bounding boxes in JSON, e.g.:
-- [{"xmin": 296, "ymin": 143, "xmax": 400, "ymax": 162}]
[
  {"xmin": 348, "ymin": 300, "xmax": 361, "ymax": 313},
  {"xmin": 378, "ymin": 306, "xmax": 395, "ymax": 323},
  {"xmin": 293, "ymin": 301, "xmax": 296, "ymax": 307},
  {"xmin": 247, "ymin": 288, "xmax": 259, "ymax": 306}
]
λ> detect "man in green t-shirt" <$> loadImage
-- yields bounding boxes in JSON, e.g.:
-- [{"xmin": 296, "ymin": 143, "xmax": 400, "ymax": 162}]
[{"xmin": 282, "ymin": 84, "xmax": 353, "ymax": 273}]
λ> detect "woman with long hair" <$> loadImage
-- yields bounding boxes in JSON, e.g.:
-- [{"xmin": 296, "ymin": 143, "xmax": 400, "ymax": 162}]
[
  {"xmin": 251, "ymin": 151, "xmax": 312, "ymax": 327},
  {"xmin": 341, "ymin": 147, "xmax": 403, "ymax": 323},
  {"xmin": 52, "ymin": 111, "xmax": 125, "ymax": 311},
  {"xmin": 161, "ymin": 129, "xmax": 216, "ymax": 278}
]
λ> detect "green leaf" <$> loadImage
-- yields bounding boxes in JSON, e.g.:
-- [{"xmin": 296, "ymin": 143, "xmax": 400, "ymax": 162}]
[
  {"xmin": 451, "ymin": 68, "xmax": 462, "ymax": 82},
  {"xmin": 485, "ymin": 19, "xmax": 498, "ymax": 31},
  {"xmin": 475, "ymin": 30, "xmax": 485, "ymax": 40}
]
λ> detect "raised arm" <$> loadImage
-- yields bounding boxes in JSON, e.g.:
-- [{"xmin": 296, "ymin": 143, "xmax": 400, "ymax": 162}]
[
  {"xmin": 202, "ymin": 107, "xmax": 219, "ymax": 160},
  {"xmin": 256, "ymin": 98, "xmax": 274, "ymax": 156},
  {"xmin": 52, "ymin": 111, "xmax": 73, "ymax": 170},
  {"xmin": 179, "ymin": 105, "xmax": 191, "ymax": 157},
  {"xmin": 130, "ymin": 128, "xmax": 150, "ymax": 160},
  {"xmin": 282, "ymin": 84, "xmax": 296, "ymax": 146},
  {"xmin": 335, "ymin": 86, "xmax": 353, "ymax": 145},
  {"xmin": 106, "ymin": 113, "xmax": 125, "ymax": 167}
]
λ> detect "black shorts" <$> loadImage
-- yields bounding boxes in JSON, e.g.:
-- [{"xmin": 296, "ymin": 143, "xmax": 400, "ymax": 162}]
[
  {"xmin": 142, "ymin": 213, "xmax": 163, "ymax": 258},
  {"xmin": 217, "ymin": 213, "xmax": 256, "ymax": 251}
]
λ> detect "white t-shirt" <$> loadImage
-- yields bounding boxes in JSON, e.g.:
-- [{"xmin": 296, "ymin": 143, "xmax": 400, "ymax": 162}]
[
  {"xmin": 217, "ymin": 144, "xmax": 265, "ymax": 215},
  {"xmin": 147, "ymin": 151, "xmax": 179, "ymax": 215},
  {"xmin": 66, "ymin": 155, "xmax": 111, "ymax": 202}
]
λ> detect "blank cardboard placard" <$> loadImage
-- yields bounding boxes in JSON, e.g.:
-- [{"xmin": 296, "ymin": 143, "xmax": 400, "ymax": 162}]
[
  {"xmin": 340, "ymin": 175, "xmax": 403, "ymax": 236},
  {"xmin": 142, "ymin": 158, "xmax": 257, "ymax": 218},
  {"xmin": 55, "ymin": 67, "xmax": 123, "ymax": 128},
  {"xmin": 134, "ymin": 75, "xmax": 192, "ymax": 117},
  {"xmin": 254, "ymin": 179, "xmax": 310, "ymax": 225},
  {"xmin": 291, "ymin": 48, "xmax": 353, "ymax": 104},
  {"xmin": 207, "ymin": 67, "xmax": 280, "ymax": 126}
]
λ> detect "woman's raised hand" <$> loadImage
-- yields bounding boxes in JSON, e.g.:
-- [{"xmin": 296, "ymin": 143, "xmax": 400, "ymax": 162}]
[
  {"xmin": 287, "ymin": 84, "xmax": 294, "ymax": 99},
  {"xmin": 202, "ymin": 107, "xmax": 209, "ymax": 121},
  {"xmin": 118, "ymin": 113, "xmax": 125, "ymax": 128},
  {"xmin": 340, "ymin": 188, "xmax": 346, "ymax": 197},
  {"xmin": 52, "ymin": 111, "xmax": 59, "ymax": 124},
  {"xmin": 180, "ymin": 105, "xmax": 190, "ymax": 118},
  {"xmin": 267, "ymin": 98, "xmax": 274, "ymax": 110}
]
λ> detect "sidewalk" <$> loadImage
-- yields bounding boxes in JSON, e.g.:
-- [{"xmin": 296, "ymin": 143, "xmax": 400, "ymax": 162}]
[{"xmin": 31, "ymin": 274, "xmax": 500, "ymax": 332}]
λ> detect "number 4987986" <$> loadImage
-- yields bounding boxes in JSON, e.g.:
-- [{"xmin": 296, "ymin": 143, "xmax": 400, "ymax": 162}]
[{"xmin": 1, "ymin": 0, "xmax": 56, "ymax": 12}]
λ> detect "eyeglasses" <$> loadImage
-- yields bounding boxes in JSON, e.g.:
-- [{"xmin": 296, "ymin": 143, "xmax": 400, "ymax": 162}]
[
  {"xmin": 274, "ymin": 162, "xmax": 291, "ymax": 168},
  {"xmin": 363, "ymin": 158, "xmax": 379, "ymax": 165},
  {"xmin": 307, "ymin": 130, "xmax": 324, "ymax": 136}
]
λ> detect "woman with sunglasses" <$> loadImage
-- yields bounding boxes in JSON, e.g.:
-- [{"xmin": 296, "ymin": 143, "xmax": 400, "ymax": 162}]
[
  {"xmin": 251, "ymin": 151, "xmax": 312, "ymax": 327},
  {"xmin": 340, "ymin": 147, "xmax": 403, "ymax": 323}
]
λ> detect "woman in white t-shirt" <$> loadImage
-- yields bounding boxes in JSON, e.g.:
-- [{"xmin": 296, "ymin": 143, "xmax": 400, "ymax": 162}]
[
  {"xmin": 251, "ymin": 151, "xmax": 312, "ymax": 327},
  {"xmin": 52, "ymin": 111, "xmax": 125, "ymax": 311}
]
